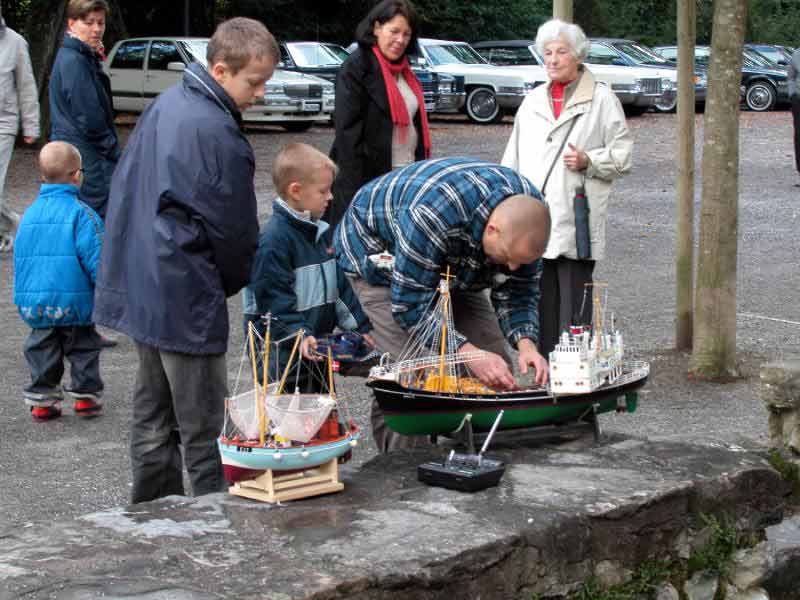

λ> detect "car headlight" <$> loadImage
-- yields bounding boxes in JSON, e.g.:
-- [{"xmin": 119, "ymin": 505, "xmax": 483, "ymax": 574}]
[
  {"xmin": 265, "ymin": 83, "xmax": 285, "ymax": 95},
  {"xmin": 323, "ymin": 85, "xmax": 335, "ymax": 96},
  {"xmin": 661, "ymin": 77, "xmax": 674, "ymax": 91},
  {"xmin": 524, "ymin": 81, "xmax": 538, "ymax": 93},
  {"xmin": 632, "ymin": 79, "xmax": 644, "ymax": 93},
  {"xmin": 437, "ymin": 74, "xmax": 456, "ymax": 94}
]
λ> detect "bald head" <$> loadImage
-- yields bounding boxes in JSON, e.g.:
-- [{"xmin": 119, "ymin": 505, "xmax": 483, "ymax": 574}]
[
  {"xmin": 39, "ymin": 142, "xmax": 82, "ymax": 184},
  {"xmin": 488, "ymin": 194, "xmax": 551, "ymax": 257}
]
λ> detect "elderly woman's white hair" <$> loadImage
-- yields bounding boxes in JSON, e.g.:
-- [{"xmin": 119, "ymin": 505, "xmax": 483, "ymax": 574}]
[{"xmin": 535, "ymin": 19, "xmax": 589, "ymax": 61}]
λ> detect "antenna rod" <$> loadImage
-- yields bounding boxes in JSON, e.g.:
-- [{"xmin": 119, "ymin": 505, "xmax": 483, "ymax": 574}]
[{"xmin": 480, "ymin": 410, "xmax": 504, "ymax": 456}]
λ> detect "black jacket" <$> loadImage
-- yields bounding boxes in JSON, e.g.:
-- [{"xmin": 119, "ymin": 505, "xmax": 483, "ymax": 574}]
[
  {"xmin": 93, "ymin": 64, "xmax": 259, "ymax": 355},
  {"xmin": 328, "ymin": 45, "xmax": 426, "ymax": 229}
]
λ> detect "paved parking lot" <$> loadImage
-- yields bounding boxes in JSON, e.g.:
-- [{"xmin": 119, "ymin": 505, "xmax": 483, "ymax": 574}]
[{"xmin": 0, "ymin": 110, "xmax": 798, "ymax": 530}]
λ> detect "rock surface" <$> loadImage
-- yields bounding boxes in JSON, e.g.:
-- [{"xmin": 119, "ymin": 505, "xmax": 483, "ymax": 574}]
[{"xmin": 0, "ymin": 437, "xmax": 788, "ymax": 599}]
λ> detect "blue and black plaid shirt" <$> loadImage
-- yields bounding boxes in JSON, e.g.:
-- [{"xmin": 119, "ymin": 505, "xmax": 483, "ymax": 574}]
[{"xmin": 334, "ymin": 157, "xmax": 545, "ymax": 348}]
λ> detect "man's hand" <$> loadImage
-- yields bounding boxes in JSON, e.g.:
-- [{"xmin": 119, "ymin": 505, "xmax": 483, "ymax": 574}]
[
  {"xmin": 459, "ymin": 342, "xmax": 515, "ymax": 390},
  {"xmin": 362, "ymin": 333, "xmax": 376, "ymax": 348},
  {"xmin": 301, "ymin": 336, "xmax": 321, "ymax": 361},
  {"xmin": 517, "ymin": 338, "xmax": 549, "ymax": 386},
  {"xmin": 22, "ymin": 136, "xmax": 36, "ymax": 145}
]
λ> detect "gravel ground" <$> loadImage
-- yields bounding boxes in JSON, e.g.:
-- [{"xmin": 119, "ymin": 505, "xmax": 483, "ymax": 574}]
[{"xmin": 0, "ymin": 110, "xmax": 798, "ymax": 531}]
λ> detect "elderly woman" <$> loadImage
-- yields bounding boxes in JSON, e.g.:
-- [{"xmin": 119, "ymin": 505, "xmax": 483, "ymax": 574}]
[
  {"xmin": 50, "ymin": 0, "xmax": 119, "ymax": 219},
  {"xmin": 502, "ymin": 19, "xmax": 633, "ymax": 359},
  {"xmin": 328, "ymin": 0, "xmax": 431, "ymax": 229}
]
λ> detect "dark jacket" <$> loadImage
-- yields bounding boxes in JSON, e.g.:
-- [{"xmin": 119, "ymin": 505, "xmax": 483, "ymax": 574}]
[
  {"xmin": 49, "ymin": 36, "xmax": 120, "ymax": 218},
  {"xmin": 328, "ymin": 45, "xmax": 426, "ymax": 229},
  {"xmin": 93, "ymin": 63, "xmax": 259, "ymax": 355},
  {"xmin": 243, "ymin": 199, "xmax": 371, "ymax": 343},
  {"xmin": 14, "ymin": 184, "xmax": 103, "ymax": 329}
]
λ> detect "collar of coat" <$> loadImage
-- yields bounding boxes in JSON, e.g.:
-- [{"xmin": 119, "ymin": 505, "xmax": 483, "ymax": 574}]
[
  {"xmin": 183, "ymin": 63, "xmax": 243, "ymax": 126},
  {"xmin": 273, "ymin": 197, "xmax": 330, "ymax": 243},
  {"xmin": 537, "ymin": 67, "xmax": 596, "ymax": 123},
  {"xmin": 62, "ymin": 35, "xmax": 100, "ymax": 62}
]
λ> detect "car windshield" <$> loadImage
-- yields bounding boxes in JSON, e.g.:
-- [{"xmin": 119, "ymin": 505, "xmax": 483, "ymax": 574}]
[
  {"xmin": 323, "ymin": 44, "xmax": 350, "ymax": 63},
  {"xmin": 744, "ymin": 49, "xmax": 773, "ymax": 68},
  {"xmin": 749, "ymin": 46, "xmax": 788, "ymax": 65},
  {"xmin": 179, "ymin": 40, "xmax": 208, "ymax": 66},
  {"xmin": 613, "ymin": 41, "xmax": 671, "ymax": 66},
  {"xmin": 287, "ymin": 43, "xmax": 344, "ymax": 67},
  {"xmin": 477, "ymin": 46, "xmax": 539, "ymax": 66},
  {"xmin": 424, "ymin": 43, "xmax": 487, "ymax": 66}
]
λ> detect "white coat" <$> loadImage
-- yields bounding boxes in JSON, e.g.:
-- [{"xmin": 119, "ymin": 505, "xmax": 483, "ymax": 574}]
[
  {"xmin": 0, "ymin": 23, "xmax": 39, "ymax": 138},
  {"xmin": 502, "ymin": 67, "xmax": 632, "ymax": 261}
]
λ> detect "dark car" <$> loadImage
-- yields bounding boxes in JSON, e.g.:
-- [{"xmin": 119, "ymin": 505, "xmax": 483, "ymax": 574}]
[{"xmin": 654, "ymin": 45, "xmax": 789, "ymax": 111}]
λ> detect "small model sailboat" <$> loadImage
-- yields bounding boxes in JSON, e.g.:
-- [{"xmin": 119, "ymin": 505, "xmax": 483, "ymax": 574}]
[
  {"xmin": 367, "ymin": 272, "xmax": 649, "ymax": 437},
  {"xmin": 218, "ymin": 316, "xmax": 360, "ymax": 502}
]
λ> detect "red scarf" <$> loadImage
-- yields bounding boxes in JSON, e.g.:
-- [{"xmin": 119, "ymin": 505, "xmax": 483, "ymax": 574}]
[
  {"xmin": 371, "ymin": 45, "xmax": 431, "ymax": 158},
  {"xmin": 550, "ymin": 80, "xmax": 570, "ymax": 119}
]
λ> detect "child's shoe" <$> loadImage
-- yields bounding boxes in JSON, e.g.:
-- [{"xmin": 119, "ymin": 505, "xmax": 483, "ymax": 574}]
[
  {"xmin": 67, "ymin": 391, "xmax": 103, "ymax": 418},
  {"xmin": 30, "ymin": 403, "xmax": 63, "ymax": 422}
]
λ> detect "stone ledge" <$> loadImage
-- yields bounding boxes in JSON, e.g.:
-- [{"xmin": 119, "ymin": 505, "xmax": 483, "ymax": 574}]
[{"xmin": 0, "ymin": 437, "xmax": 789, "ymax": 599}]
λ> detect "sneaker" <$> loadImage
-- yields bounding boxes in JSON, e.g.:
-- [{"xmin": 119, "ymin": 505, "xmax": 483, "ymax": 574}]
[
  {"xmin": 71, "ymin": 393, "xmax": 103, "ymax": 418},
  {"xmin": 30, "ymin": 403, "xmax": 63, "ymax": 422}
]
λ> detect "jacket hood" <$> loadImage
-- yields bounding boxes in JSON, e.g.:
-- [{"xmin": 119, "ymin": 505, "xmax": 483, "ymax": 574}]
[{"xmin": 183, "ymin": 63, "xmax": 242, "ymax": 126}]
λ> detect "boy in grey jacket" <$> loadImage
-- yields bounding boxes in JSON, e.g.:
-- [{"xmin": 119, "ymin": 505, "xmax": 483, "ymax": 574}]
[{"xmin": 0, "ymin": 9, "xmax": 40, "ymax": 251}]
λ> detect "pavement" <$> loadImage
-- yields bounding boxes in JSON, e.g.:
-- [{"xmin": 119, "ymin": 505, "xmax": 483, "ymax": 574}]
[{"xmin": 0, "ymin": 110, "xmax": 798, "ymax": 532}]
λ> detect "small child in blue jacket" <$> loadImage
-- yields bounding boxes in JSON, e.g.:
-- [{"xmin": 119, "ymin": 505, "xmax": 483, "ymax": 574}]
[
  {"xmin": 14, "ymin": 141, "xmax": 104, "ymax": 421},
  {"xmin": 243, "ymin": 143, "xmax": 373, "ymax": 392}
]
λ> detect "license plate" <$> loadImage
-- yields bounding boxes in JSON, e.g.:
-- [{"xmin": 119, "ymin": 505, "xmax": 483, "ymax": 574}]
[{"xmin": 303, "ymin": 102, "xmax": 321, "ymax": 112}]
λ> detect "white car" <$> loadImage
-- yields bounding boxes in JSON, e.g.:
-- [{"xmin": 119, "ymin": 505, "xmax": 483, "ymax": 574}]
[
  {"xmin": 417, "ymin": 38, "xmax": 547, "ymax": 124},
  {"xmin": 104, "ymin": 37, "xmax": 335, "ymax": 130}
]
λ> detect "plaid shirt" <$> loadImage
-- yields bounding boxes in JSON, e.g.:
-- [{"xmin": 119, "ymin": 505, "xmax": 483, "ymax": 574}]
[{"xmin": 334, "ymin": 157, "xmax": 544, "ymax": 348}]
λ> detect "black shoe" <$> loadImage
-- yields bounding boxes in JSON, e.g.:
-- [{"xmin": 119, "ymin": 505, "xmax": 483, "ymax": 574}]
[{"xmin": 99, "ymin": 333, "xmax": 118, "ymax": 348}]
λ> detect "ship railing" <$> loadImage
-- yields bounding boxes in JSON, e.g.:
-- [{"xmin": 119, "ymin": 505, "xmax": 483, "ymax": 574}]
[{"xmin": 385, "ymin": 350, "xmax": 489, "ymax": 375}]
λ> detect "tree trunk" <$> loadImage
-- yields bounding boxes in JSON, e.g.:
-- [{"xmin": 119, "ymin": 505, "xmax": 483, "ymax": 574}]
[
  {"xmin": 689, "ymin": 0, "xmax": 747, "ymax": 379},
  {"xmin": 675, "ymin": 0, "xmax": 696, "ymax": 350},
  {"xmin": 25, "ymin": 0, "xmax": 127, "ymax": 141},
  {"xmin": 553, "ymin": 0, "xmax": 573, "ymax": 22}
]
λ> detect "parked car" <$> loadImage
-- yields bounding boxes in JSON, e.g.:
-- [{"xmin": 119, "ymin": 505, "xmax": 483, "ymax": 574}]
[
  {"xmin": 654, "ymin": 45, "xmax": 789, "ymax": 112},
  {"xmin": 341, "ymin": 41, "xmax": 466, "ymax": 115},
  {"xmin": 104, "ymin": 37, "xmax": 335, "ymax": 130},
  {"xmin": 279, "ymin": 41, "xmax": 348, "ymax": 84},
  {"xmin": 744, "ymin": 43, "xmax": 792, "ymax": 68},
  {"xmin": 472, "ymin": 39, "xmax": 688, "ymax": 115},
  {"xmin": 417, "ymin": 38, "xmax": 546, "ymax": 124}
]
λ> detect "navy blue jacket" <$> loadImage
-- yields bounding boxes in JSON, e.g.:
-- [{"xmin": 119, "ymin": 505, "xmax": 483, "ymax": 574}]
[
  {"xmin": 14, "ymin": 184, "xmax": 103, "ymax": 328},
  {"xmin": 49, "ymin": 36, "xmax": 120, "ymax": 218},
  {"xmin": 93, "ymin": 64, "xmax": 259, "ymax": 355},
  {"xmin": 243, "ymin": 199, "xmax": 371, "ymax": 349}
]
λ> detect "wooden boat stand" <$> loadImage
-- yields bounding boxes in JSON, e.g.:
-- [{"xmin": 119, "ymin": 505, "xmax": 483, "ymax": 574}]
[
  {"xmin": 228, "ymin": 457, "xmax": 344, "ymax": 503},
  {"xmin": 434, "ymin": 404, "xmax": 603, "ymax": 451}
]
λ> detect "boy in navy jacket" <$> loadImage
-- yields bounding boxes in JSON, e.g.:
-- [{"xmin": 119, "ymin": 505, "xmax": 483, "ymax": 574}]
[
  {"xmin": 243, "ymin": 143, "xmax": 373, "ymax": 392},
  {"xmin": 14, "ymin": 141, "xmax": 104, "ymax": 421}
]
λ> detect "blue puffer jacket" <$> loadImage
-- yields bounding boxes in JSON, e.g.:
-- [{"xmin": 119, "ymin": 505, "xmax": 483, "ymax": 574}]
[
  {"xmin": 49, "ymin": 36, "xmax": 120, "ymax": 218},
  {"xmin": 243, "ymin": 199, "xmax": 371, "ymax": 351},
  {"xmin": 14, "ymin": 184, "xmax": 103, "ymax": 328}
]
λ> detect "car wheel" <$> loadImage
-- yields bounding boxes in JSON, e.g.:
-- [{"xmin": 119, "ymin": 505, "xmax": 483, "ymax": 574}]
[
  {"xmin": 465, "ymin": 86, "xmax": 503, "ymax": 124},
  {"xmin": 281, "ymin": 121, "xmax": 314, "ymax": 132},
  {"xmin": 654, "ymin": 92, "xmax": 677, "ymax": 113},
  {"xmin": 745, "ymin": 81, "xmax": 776, "ymax": 112}
]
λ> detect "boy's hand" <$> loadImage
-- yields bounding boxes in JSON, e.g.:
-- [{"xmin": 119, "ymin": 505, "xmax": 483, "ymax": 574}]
[
  {"xmin": 362, "ymin": 333, "xmax": 377, "ymax": 348},
  {"xmin": 301, "ymin": 336, "xmax": 321, "ymax": 360}
]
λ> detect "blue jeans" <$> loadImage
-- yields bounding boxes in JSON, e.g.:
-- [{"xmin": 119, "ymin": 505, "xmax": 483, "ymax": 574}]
[
  {"xmin": 23, "ymin": 326, "xmax": 103, "ymax": 398},
  {"xmin": 130, "ymin": 343, "xmax": 227, "ymax": 503}
]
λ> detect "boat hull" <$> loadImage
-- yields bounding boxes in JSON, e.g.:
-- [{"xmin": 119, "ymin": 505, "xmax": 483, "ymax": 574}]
[
  {"xmin": 367, "ymin": 363, "xmax": 648, "ymax": 435},
  {"xmin": 218, "ymin": 426, "xmax": 360, "ymax": 474}
]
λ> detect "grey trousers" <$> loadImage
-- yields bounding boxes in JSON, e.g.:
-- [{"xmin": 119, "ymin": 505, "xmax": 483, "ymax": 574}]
[
  {"xmin": 130, "ymin": 343, "xmax": 227, "ymax": 503},
  {"xmin": 350, "ymin": 277, "xmax": 510, "ymax": 453},
  {"xmin": 0, "ymin": 133, "xmax": 19, "ymax": 235},
  {"xmin": 23, "ymin": 326, "xmax": 103, "ymax": 398}
]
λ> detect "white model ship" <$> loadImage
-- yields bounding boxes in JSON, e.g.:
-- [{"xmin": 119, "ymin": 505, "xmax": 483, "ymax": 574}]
[{"xmin": 549, "ymin": 284, "xmax": 625, "ymax": 395}]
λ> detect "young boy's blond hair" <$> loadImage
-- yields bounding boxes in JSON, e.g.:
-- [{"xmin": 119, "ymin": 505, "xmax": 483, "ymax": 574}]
[
  {"xmin": 39, "ymin": 142, "xmax": 82, "ymax": 185},
  {"xmin": 272, "ymin": 142, "xmax": 338, "ymax": 199}
]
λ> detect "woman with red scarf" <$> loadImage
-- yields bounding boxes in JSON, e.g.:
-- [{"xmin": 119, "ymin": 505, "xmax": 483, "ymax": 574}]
[{"xmin": 328, "ymin": 0, "xmax": 431, "ymax": 229}]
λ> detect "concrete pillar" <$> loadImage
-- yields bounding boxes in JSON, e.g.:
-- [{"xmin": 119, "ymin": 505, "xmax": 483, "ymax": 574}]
[
  {"xmin": 760, "ymin": 359, "xmax": 800, "ymax": 453},
  {"xmin": 553, "ymin": 0, "xmax": 573, "ymax": 22}
]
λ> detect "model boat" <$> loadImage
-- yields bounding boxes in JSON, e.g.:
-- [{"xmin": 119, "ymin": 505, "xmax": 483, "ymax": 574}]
[
  {"xmin": 218, "ymin": 318, "xmax": 360, "ymax": 495},
  {"xmin": 366, "ymin": 273, "xmax": 649, "ymax": 436}
]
